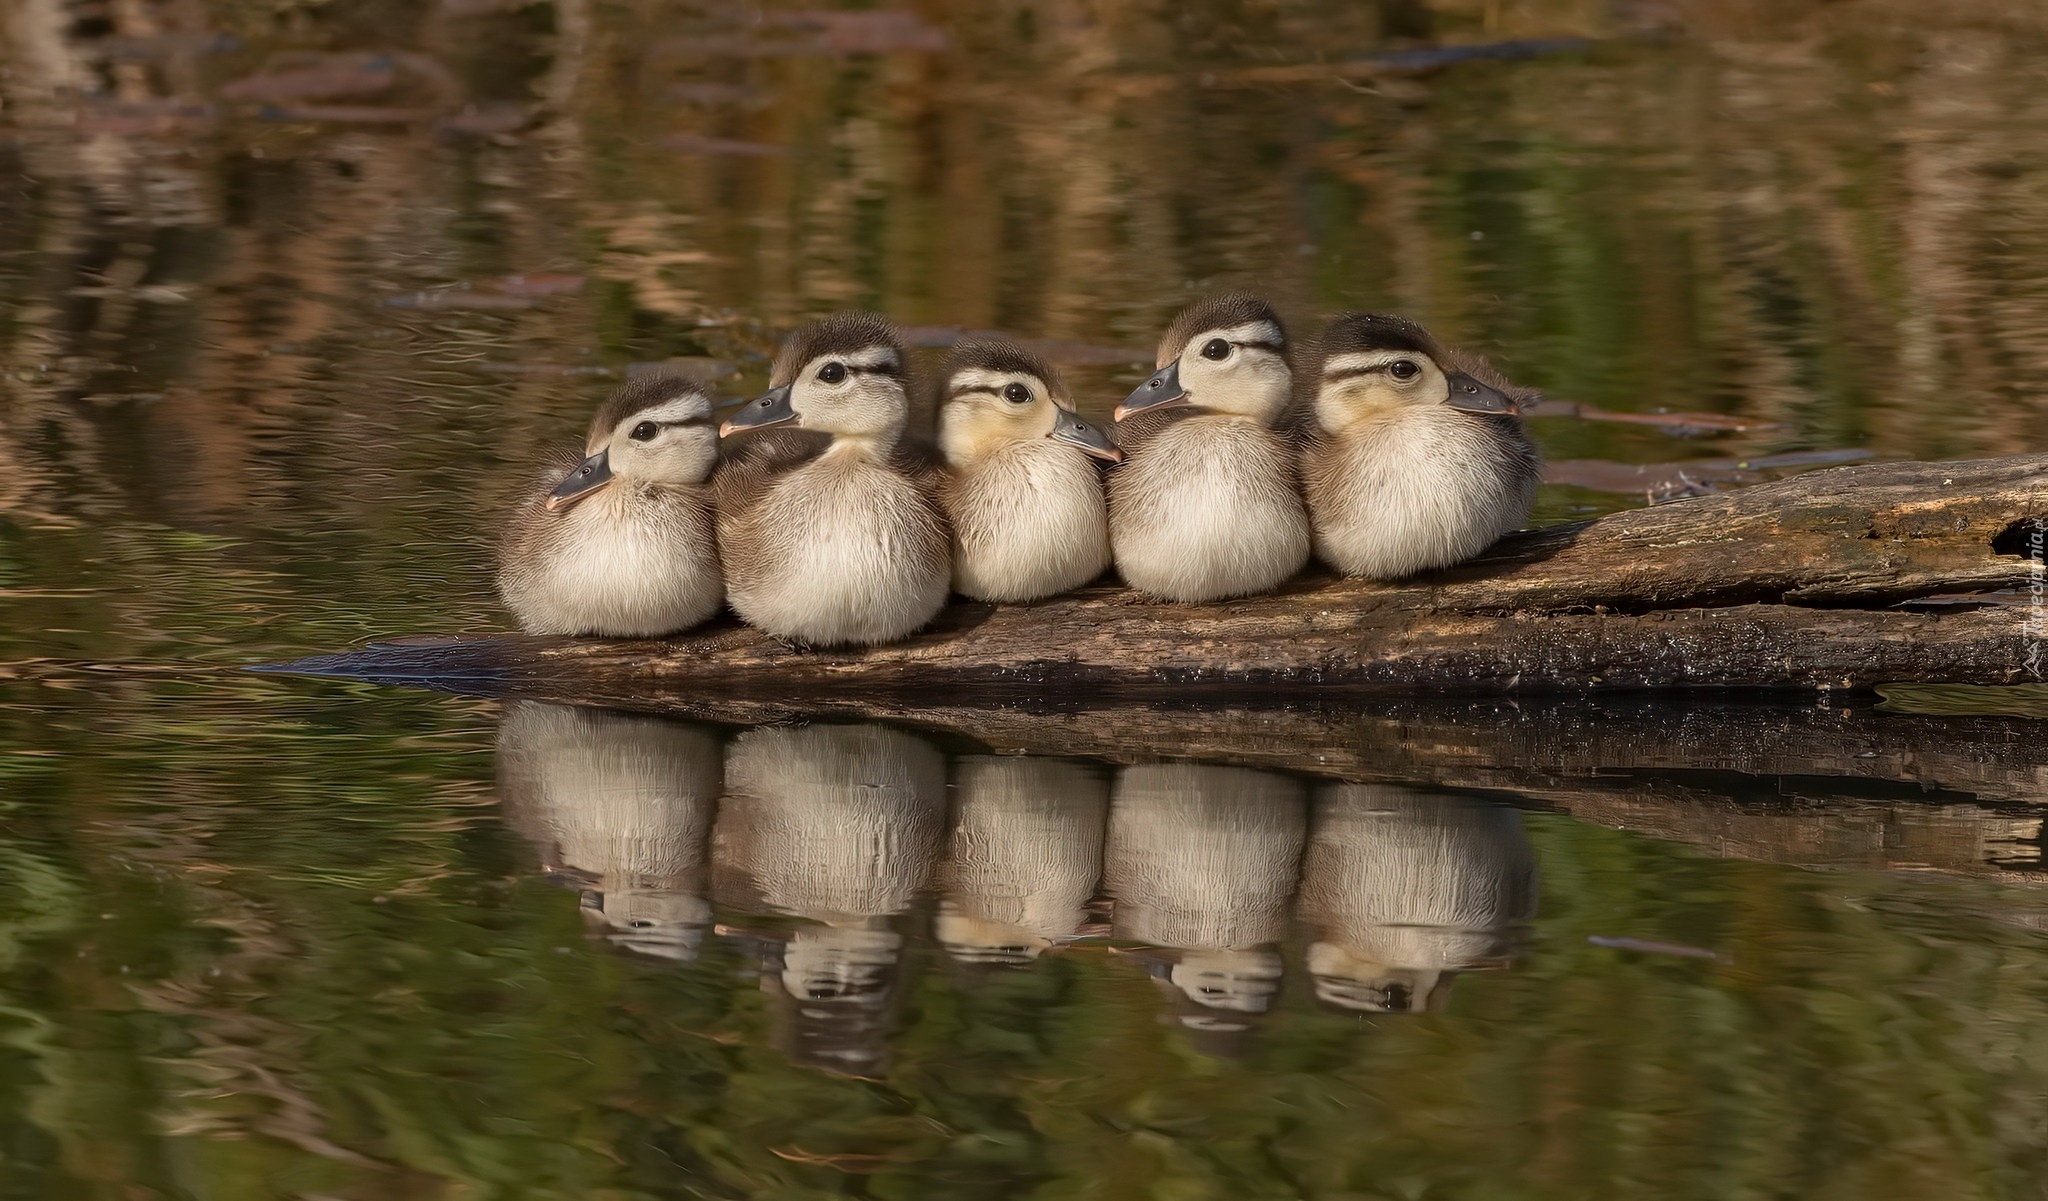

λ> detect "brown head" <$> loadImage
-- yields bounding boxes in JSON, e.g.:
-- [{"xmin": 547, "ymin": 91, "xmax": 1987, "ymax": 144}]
[
  {"xmin": 544, "ymin": 375, "xmax": 718, "ymax": 511},
  {"xmin": 721, "ymin": 312, "xmax": 914, "ymax": 448}
]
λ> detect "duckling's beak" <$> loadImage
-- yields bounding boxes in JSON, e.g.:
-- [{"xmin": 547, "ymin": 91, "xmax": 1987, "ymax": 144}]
[
  {"xmin": 545, "ymin": 450, "xmax": 612, "ymax": 511},
  {"xmin": 1114, "ymin": 359, "xmax": 1186, "ymax": 422},
  {"xmin": 1047, "ymin": 408, "xmax": 1125, "ymax": 463},
  {"xmin": 720, "ymin": 384, "xmax": 798, "ymax": 435},
  {"xmin": 1443, "ymin": 372, "xmax": 1519, "ymax": 415}
]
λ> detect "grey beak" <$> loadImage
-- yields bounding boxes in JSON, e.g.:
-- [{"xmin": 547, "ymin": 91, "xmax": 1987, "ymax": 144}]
[
  {"xmin": 1114, "ymin": 359, "xmax": 1187, "ymax": 422},
  {"xmin": 720, "ymin": 384, "xmax": 798, "ymax": 435},
  {"xmin": 1443, "ymin": 372, "xmax": 1519, "ymax": 415},
  {"xmin": 545, "ymin": 449, "xmax": 612, "ymax": 511},
  {"xmin": 1047, "ymin": 409, "xmax": 1125, "ymax": 463}
]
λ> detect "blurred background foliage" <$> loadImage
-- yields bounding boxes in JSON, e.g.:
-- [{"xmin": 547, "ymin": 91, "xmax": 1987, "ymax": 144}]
[
  {"xmin": 3, "ymin": 0, "xmax": 2048, "ymax": 1196},
  {"xmin": 4, "ymin": 0, "xmax": 2048, "ymax": 668}
]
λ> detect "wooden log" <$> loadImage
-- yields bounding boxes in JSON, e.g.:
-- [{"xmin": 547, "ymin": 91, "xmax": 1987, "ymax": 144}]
[{"xmin": 275, "ymin": 452, "xmax": 2047, "ymax": 697}]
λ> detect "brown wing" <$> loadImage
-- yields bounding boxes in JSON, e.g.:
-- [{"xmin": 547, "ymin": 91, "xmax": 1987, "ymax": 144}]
[
  {"xmin": 497, "ymin": 447, "xmax": 585, "ymax": 574},
  {"xmin": 889, "ymin": 426, "xmax": 950, "ymax": 491},
  {"xmin": 711, "ymin": 428, "xmax": 827, "ymax": 520}
]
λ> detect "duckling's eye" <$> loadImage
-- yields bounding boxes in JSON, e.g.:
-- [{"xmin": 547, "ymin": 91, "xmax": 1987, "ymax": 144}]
[
  {"xmin": 1388, "ymin": 360, "xmax": 1420, "ymax": 381},
  {"xmin": 818, "ymin": 361, "xmax": 847, "ymax": 384},
  {"xmin": 630, "ymin": 421, "xmax": 659, "ymax": 441},
  {"xmin": 1002, "ymin": 382, "xmax": 1031, "ymax": 403},
  {"xmin": 1201, "ymin": 338, "xmax": 1231, "ymax": 361}
]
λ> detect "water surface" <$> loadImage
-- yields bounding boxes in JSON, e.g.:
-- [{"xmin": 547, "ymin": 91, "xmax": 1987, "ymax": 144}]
[{"xmin": 2, "ymin": 1, "xmax": 2047, "ymax": 1197}]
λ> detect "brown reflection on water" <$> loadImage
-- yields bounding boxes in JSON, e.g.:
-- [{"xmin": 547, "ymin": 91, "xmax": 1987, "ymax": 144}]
[
  {"xmin": 4, "ymin": 2, "xmax": 2048, "ymax": 529},
  {"xmin": 471, "ymin": 693, "xmax": 2048, "ymax": 1088},
  {"xmin": 936, "ymin": 754, "xmax": 1108, "ymax": 966},
  {"xmin": 1103, "ymin": 764, "xmax": 1307, "ymax": 1050},
  {"xmin": 1297, "ymin": 784, "xmax": 1539, "ymax": 1014}
]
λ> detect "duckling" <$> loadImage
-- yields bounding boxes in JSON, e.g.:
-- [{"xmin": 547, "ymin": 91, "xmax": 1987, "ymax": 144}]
[
  {"xmin": 716, "ymin": 313, "xmax": 951, "ymax": 647},
  {"xmin": 935, "ymin": 338, "xmax": 1122, "ymax": 602},
  {"xmin": 936, "ymin": 755, "xmax": 1109, "ymax": 965},
  {"xmin": 497, "ymin": 375, "xmax": 723, "ymax": 637},
  {"xmin": 1103, "ymin": 763, "xmax": 1307, "ymax": 1034},
  {"xmin": 1302, "ymin": 313, "xmax": 1541, "ymax": 580},
  {"xmin": 1295, "ymin": 784, "xmax": 1537, "ymax": 1014},
  {"xmin": 1109, "ymin": 292, "xmax": 1312, "ymax": 603},
  {"xmin": 496, "ymin": 701, "xmax": 722, "ymax": 961}
]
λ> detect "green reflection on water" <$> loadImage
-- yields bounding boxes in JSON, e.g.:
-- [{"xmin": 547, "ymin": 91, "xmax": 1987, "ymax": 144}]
[{"xmin": 3, "ymin": 680, "xmax": 2048, "ymax": 1199}]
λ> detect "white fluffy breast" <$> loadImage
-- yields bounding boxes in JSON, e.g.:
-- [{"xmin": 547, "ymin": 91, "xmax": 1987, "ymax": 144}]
[
  {"xmin": 1307, "ymin": 406, "xmax": 1537, "ymax": 580},
  {"xmin": 944, "ymin": 439, "xmax": 1109, "ymax": 602},
  {"xmin": 724, "ymin": 455, "xmax": 949, "ymax": 646},
  {"xmin": 1108, "ymin": 416, "xmax": 1311, "ymax": 603},
  {"xmin": 500, "ymin": 486, "xmax": 722, "ymax": 637}
]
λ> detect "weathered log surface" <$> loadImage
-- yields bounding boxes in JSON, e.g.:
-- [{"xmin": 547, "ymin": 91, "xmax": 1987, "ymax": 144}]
[{"xmin": 278, "ymin": 453, "xmax": 2047, "ymax": 696}]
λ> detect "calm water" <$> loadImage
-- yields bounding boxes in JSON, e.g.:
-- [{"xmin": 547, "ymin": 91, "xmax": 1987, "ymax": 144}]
[{"xmin": 3, "ymin": 0, "xmax": 2048, "ymax": 1197}]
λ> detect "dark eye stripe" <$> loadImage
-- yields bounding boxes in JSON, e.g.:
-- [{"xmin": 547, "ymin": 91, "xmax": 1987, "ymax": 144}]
[
  {"xmin": 1320, "ymin": 364, "xmax": 1407, "ymax": 382},
  {"xmin": 779, "ymin": 357, "xmax": 902, "ymax": 388},
  {"xmin": 1234, "ymin": 340, "xmax": 1285, "ymax": 354}
]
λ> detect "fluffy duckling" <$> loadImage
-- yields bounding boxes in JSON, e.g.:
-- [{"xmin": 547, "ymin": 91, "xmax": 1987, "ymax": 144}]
[
  {"xmin": 1302, "ymin": 313, "xmax": 1541, "ymax": 580},
  {"xmin": 497, "ymin": 376, "xmax": 722, "ymax": 637},
  {"xmin": 1109, "ymin": 293, "xmax": 1312, "ymax": 603},
  {"xmin": 936, "ymin": 755, "xmax": 1108, "ymax": 965},
  {"xmin": 936, "ymin": 338, "xmax": 1122, "ymax": 602},
  {"xmin": 496, "ymin": 701, "xmax": 722, "ymax": 961},
  {"xmin": 1296, "ymin": 784, "xmax": 1537, "ymax": 1014},
  {"xmin": 1103, "ymin": 763, "xmax": 1307, "ymax": 1031},
  {"xmin": 716, "ymin": 313, "xmax": 951, "ymax": 646}
]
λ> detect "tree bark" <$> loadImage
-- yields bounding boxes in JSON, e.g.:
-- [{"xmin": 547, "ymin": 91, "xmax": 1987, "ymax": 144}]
[{"xmin": 278, "ymin": 452, "xmax": 2047, "ymax": 697}]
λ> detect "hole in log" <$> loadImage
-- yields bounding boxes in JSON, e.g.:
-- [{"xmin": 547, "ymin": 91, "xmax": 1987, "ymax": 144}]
[{"xmin": 1991, "ymin": 517, "xmax": 2047, "ymax": 559}]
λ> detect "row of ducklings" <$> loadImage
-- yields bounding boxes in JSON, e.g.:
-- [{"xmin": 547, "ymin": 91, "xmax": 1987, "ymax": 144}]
[{"xmin": 498, "ymin": 292, "xmax": 1541, "ymax": 646}]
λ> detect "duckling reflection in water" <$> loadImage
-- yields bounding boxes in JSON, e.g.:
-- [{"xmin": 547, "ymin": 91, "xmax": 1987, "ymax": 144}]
[
  {"xmin": 1295, "ymin": 784, "xmax": 1538, "ymax": 1013},
  {"xmin": 1103, "ymin": 763, "xmax": 1307, "ymax": 1043},
  {"xmin": 936, "ymin": 756, "xmax": 1109, "ymax": 965},
  {"xmin": 716, "ymin": 313, "xmax": 951, "ymax": 646},
  {"xmin": 1109, "ymin": 293, "xmax": 1312, "ymax": 603},
  {"xmin": 1303, "ymin": 313, "xmax": 1541, "ymax": 580},
  {"xmin": 495, "ymin": 702, "xmax": 721, "ymax": 961},
  {"xmin": 935, "ymin": 339, "xmax": 1122, "ymax": 603},
  {"xmin": 497, "ymin": 376, "xmax": 723, "ymax": 637},
  {"xmin": 710, "ymin": 723, "xmax": 946, "ymax": 1075}
]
